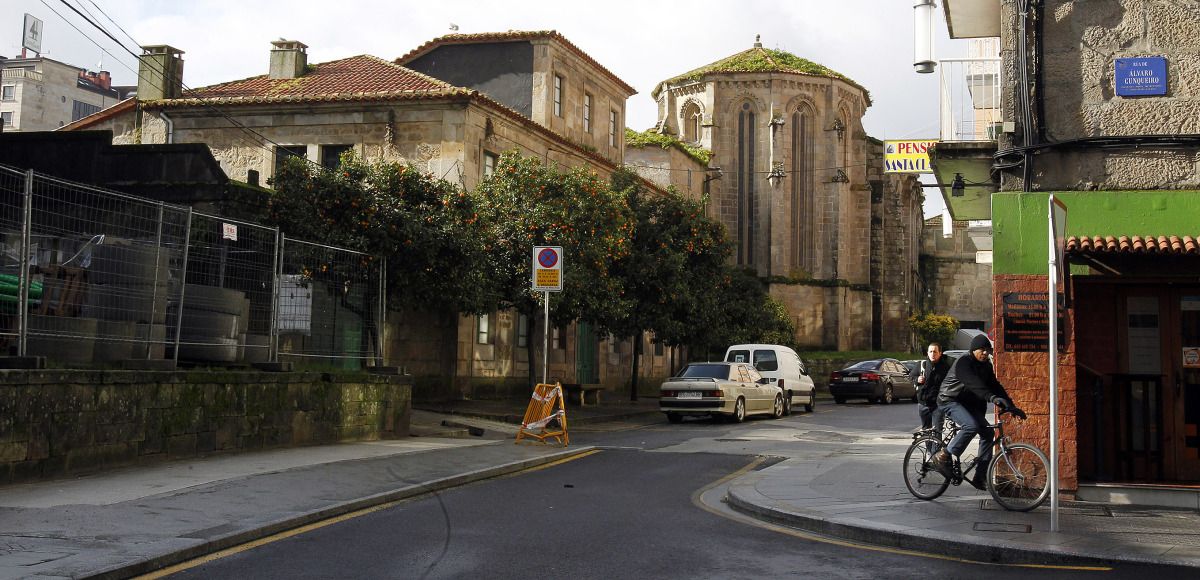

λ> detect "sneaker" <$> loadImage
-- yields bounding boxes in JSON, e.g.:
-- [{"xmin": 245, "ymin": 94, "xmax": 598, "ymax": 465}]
[{"xmin": 931, "ymin": 450, "xmax": 954, "ymax": 478}]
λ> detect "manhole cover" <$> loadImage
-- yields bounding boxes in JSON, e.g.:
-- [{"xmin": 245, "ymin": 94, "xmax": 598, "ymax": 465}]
[{"xmin": 973, "ymin": 522, "xmax": 1032, "ymax": 533}]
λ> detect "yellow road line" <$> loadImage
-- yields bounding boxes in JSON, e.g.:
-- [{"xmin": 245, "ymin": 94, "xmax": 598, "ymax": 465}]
[
  {"xmin": 135, "ymin": 449, "xmax": 603, "ymax": 579},
  {"xmin": 691, "ymin": 460, "xmax": 1112, "ymax": 572}
]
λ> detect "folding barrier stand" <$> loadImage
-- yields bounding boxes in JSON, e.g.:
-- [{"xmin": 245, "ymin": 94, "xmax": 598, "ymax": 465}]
[{"xmin": 515, "ymin": 382, "xmax": 568, "ymax": 447}]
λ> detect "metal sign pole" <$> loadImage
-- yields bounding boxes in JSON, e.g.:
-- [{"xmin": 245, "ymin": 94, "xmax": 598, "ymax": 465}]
[
  {"xmin": 543, "ymin": 290, "xmax": 549, "ymax": 385},
  {"xmin": 1048, "ymin": 194, "xmax": 1060, "ymax": 532}
]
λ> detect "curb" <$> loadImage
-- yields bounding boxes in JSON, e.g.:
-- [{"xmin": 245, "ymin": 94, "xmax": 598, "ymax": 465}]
[
  {"xmin": 84, "ymin": 446, "xmax": 598, "ymax": 579},
  {"xmin": 723, "ymin": 482, "xmax": 1200, "ymax": 570},
  {"xmin": 414, "ymin": 406, "xmax": 663, "ymax": 427}
]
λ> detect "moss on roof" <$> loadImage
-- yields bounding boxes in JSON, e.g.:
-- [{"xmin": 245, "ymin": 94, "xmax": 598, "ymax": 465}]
[
  {"xmin": 656, "ymin": 46, "xmax": 869, "ymax": 104},
  {"xmin": 624, "ymin": 128, "xmax": 712, "ymax": 166}
]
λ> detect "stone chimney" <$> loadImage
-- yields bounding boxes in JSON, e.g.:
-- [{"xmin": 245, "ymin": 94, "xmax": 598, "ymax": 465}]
[
  {"xmin": 138, "ymin": 45, "xmax": 185, "ymax": 100},
  {"xmin": 269, "ymin": 40, "xmax": 308, "ymax": 80}
]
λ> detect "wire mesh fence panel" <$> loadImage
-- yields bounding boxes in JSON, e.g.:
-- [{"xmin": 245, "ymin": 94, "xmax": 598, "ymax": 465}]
[
  {"xmin": 277, "ymin": 237, "xmax": 382, "ymax": 369},
  {"xmin": 21, "ymin": 172, "xmax": 189, "ymax": 364},
  {"xmin": 175, "ymin": 213, "xmax": 278, "ymax": 365},
  {"xmin": 0, "ymin": 166, "xmax": 27, "ymax": 344}
]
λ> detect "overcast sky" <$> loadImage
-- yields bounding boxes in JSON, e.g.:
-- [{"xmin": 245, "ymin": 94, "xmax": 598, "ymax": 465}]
[{"xmin": 6, "ymin": 0, "xmax": 965, "ymax": 215}]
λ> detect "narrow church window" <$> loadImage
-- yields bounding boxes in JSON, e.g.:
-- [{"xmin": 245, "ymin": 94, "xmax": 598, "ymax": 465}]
[
  {"xmin": 584, "ymin": 93, "xmax": 592, "ymax": 133},
  {"xmin": 791, "ymin": 109, "xmax": 814, "ymax": 272},
  {"xmin": 554, "ymin": 74, "xmax": 563, "ymax": 117},
  {"xmin": 681, "ymin": 101, "xmax": 701, "ymax": 143},
  {"xmin": 737, "ymin": 103, "xmax": 756, "ymax": 266}
]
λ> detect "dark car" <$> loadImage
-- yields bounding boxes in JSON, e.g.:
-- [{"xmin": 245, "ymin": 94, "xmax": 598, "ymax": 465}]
[{"xmin": 828, "ymin": 358, "xmax": 917, "ymax": 405}]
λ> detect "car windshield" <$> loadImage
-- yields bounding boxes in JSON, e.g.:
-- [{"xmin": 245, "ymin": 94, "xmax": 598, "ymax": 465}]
[
  {"xmin": 847, "ymin": 360, "xmax": 881, "ymax": 370},
  {"xmin": 678, "ymin": 364, "xmax": 730, "ymax": 379}
]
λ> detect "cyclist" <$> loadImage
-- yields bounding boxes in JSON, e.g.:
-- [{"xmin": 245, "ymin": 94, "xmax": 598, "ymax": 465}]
[
  {"xmin": 931, "ymin": 335, "xmax": 1027, "ymax": 490},
  {"xmin": 911, "ymin": 342, "xmax": 951, "ymax": 434}
]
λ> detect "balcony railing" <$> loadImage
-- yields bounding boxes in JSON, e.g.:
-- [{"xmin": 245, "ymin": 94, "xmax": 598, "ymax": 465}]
[
  {"xmin": 1, "ymin": 68, "xmax": 43, "ymax": 82},
  {"xmin": 939, "ymin": 57, "xmax": 1002, "ymax": 142}
]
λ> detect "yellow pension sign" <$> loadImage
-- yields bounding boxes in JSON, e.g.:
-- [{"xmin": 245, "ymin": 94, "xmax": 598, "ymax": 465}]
[{"xmin": 883, "ymin": 139, "xmax": 937, "ymax": 174}]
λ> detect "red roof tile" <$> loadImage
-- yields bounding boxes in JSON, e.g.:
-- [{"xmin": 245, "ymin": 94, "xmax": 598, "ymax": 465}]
[
  {"xmin": 1066, "ymin": 235, "xmax": 1200, "ymax": 255},
  {"xmin": 149, "ymin": 55, "xmax": 461, "ymax": 106},
  {"xmin": 397, "ymin": 30, "xmax": 636, "ymax": 96}
]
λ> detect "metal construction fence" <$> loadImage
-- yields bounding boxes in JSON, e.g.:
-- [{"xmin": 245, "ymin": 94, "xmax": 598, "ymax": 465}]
[{"xmin": 0, "ymin": 166, "xmax": 384, "ymax": 369}]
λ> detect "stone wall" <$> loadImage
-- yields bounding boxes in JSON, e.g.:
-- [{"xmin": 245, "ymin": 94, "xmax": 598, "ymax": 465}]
[
  {"xmin": 530, "ymin": 38, "xmax": 629, "ymax": 164},
  {"xmin": 769, "ymin": 283, "xmax": 872, "ymax": 350},
  {"xmin": 920, "ymin": 216, "xmax": 992, "ymax": 328},
  {"xmin": 868, "ymin": 140, "xmax": 923, "ymax": 351},
  {"xmin": 624, "ymin": 144, "xmax": 709, "ymax": 200},
  {"xmin": 0, "ymin": 370, "xmax": 412, "ymax": 484},
  {"xmin": 1000, "ymin": 0, "xmax": 1200, "ymax": 192}
]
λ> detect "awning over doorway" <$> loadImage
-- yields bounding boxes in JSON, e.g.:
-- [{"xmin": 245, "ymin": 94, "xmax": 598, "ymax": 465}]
[{"xmin": 1067, "ymin": 235, "xmax": 1200, "ymax": 255}]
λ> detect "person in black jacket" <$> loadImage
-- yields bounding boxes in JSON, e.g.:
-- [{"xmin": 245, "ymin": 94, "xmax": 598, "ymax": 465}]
[
  {"xmin": 911, "ymin": 342, "xmax": 951, "ymax": 433},
  {"xmin": 931, "ymin": 335, "xmax": 1027, "ymax": 490}
]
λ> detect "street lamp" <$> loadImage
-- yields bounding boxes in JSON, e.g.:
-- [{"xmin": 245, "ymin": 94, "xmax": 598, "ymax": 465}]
[{"xmin": 914, "ymin": 0, "xmax": 936, "ymax": 74}]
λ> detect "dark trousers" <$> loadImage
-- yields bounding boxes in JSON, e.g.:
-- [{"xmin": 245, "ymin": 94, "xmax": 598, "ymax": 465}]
[
  {"xmin": 918, "ymin": 401, "xmax": 935, "ymax": 429},
  {"xmin": 943, "ymin": 401, "xmax": 995, "ymax": 468}
]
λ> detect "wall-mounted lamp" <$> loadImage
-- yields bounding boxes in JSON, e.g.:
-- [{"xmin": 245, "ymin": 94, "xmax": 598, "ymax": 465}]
[
  {"xmin": 950, "ymin": 172, "xmax": 993, "ymax": 197},
  {"xmin": 768, "ymin": 162, "xmax": 786, "ymax": 186},
  {"xmin": 827, "ymin": 118, "xmax": 846, "ymax": 140},
  {"xmin": 913, "ymin": 0, "xmax": 936, "ymax": 74},
  {"xmin": 703, "ymin": 166, "xmax": 723, "ymax": 184},
  {"xmin": 831, "ymin": 168, "xmax": 850, "ymax": 183}
]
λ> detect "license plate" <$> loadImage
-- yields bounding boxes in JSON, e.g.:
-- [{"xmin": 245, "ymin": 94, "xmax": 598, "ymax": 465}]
[
  {"xmin": 842, "ymin": 377, "xmax": 859, "ymax": 382},
  {"xmin": 677, "ymin": 391, "xmax": 701, "ymax": 399}
]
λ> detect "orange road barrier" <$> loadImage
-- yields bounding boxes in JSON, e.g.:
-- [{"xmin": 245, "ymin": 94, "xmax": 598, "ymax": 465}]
[{"xmin": 515, "ymin": 382, "xmax": 568, "ymax": 446}]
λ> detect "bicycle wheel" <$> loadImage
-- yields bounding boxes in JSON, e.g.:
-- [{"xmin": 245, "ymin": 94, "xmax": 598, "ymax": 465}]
[
  {"xmin": 903, "ymin": 437, "xmax": 950, "ymax": 500},
  {"xmin": 987, "ymin": 443, "xmax": 1051, "ymax": 512}
]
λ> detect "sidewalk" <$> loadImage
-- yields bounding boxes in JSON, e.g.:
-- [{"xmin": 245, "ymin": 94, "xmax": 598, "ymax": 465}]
[
  {"xmin": 415, "ymin": 394, "xmax": 664, "ymax": 426},
  {"xmin": 725, "ymin": 435, "xmax": 1200, "ymax": 569}
]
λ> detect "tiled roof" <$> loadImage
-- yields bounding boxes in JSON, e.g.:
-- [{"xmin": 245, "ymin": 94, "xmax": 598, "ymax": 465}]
[
  {"xmin": 1066, "ymin": 235, "xmax": 1200, "ymax": 255},
  {"xmin": 59, "ymin": 97, "xmax": 136, "ymax": 131},
  {"xmin": 396, "ymin": 30, "xmax": 637, "ymax": 96},
  {"xmin": 148, "ymin": 55, "xmax": 462, "ymax": 107}
]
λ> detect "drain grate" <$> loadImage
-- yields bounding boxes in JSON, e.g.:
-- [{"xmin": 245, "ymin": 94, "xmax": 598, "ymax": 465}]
[{"xmin": 973, "ymin": 522, "xmax": 1032, "ymax": 533}]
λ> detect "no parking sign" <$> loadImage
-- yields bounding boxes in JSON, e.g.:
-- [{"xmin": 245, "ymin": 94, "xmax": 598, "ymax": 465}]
[{"xmin": 532, "ymin": 246, "xmax": 562, "ymax": 292}]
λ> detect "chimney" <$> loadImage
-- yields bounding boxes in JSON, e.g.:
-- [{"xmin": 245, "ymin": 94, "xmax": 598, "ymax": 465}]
[
  {"xmin": 269, "ymin": 40, "xmax": 308, "ymax": 80},
  {"xmin": 138, "ymin": 45, "xmax": 185, "ymax": 100},
  {"xmin": 98, "ymin": 70, "xmax": 111, "ymax": 90}
]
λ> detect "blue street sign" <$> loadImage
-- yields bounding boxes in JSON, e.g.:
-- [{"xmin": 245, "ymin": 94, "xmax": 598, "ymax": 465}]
[{"xmin": 1115, "ymin": 57, "xmax": 1167, "ymax": 97}]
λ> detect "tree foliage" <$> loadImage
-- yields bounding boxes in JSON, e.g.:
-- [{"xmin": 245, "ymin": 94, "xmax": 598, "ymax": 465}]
[
  {"xmin": 238, "ymin": 155, "xmax": 497, "ymax": 314},
  {"xmin": 474, "ymin": 152, "xmax": 633, "ymax": 326}
]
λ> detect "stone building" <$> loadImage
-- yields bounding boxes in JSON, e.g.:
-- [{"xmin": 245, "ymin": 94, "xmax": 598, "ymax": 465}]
[
  {"xmin": 644, "ymin": 37, "xmax": 923, "ymax": 351},
  {"xmin": 931, "ymin": 0, "xmax": 1200, "ymax": 495},
  {"xmin": 0, "ymin": 55, "xmax": 128, "ymax": 132},
  {"xmin": 918, "ymin": 215, "xmax": 992, "ymax": 331},
  {"xmin": 64, "ymin": 33, "xmax": 678, "ymax": 400}
]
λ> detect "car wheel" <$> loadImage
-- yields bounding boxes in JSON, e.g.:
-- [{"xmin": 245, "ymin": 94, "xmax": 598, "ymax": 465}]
[
  {"xmin": 666, "ymin": 412, "xmax": 683, "ymax": 424},
  {"xmin": 804, "ymin": 395, "xmax": 815, "ymax": 413},
  {"xmin": 771, "ymin": 395, "xmax": 784, "ymax": 419},
  {"xmin": 834, "ymin": 396, "xmax": 845, "ymax": 404},
  {"xmin": 782, "ymin": 392, "xmax": 792, "ymax": 416},
  {"xmin": 732, "ymin": 397, "xmax": 747, "ymax": 423},
  {"xmin": 883, "ymin": 384, "xmax": 895, "ymax": 405}
]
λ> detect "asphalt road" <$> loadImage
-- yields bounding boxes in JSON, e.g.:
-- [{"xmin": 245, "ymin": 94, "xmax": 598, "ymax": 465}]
[{"xmin": 168, "ymin": 401, "xmax": 1196, "ymax": 579}]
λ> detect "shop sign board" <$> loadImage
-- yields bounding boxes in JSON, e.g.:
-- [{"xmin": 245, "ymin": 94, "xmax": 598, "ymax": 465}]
[
  {"xmin": 1001, "ymin": 292, "xmax": 1067, "ymax": 352},
  {"xmin": 883, "ymin": 140, "xmax": 937, "ymax": 173}
]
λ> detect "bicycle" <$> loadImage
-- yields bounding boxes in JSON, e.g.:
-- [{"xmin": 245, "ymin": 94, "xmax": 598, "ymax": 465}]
[{"xmin": 902, "ymin": 409, "xmax": 1051, "ymax": 512}]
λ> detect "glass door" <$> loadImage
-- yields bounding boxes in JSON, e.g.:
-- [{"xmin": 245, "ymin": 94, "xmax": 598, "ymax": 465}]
[{"xmin": 1174, "ymin": 293, "xmax": 1200, "ymax": 481}]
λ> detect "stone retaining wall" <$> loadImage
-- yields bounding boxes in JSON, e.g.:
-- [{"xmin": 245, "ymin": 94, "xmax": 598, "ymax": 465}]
[{"xmin": 0, "ymin": 370, "xmax": 412, "ymax": 484}]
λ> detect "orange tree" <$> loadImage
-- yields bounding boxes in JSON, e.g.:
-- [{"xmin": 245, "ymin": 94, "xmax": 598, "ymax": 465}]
[
  {"xmin": 236, "ymin": 155, "xmax": 497, "ymax": 315},
  {"xmin": 604, "ymin": 169, "xmax": 731, "ymax": 399},
  {"xmin": 474, "ymin": 152, "xmax": 633, "ymax": 385}
]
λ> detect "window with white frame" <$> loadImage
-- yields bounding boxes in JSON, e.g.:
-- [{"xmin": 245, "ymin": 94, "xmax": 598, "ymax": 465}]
[
  {"xmin": 1, "ymin": 85, "xmax": 14, "ymax": 101},
  {"xmin": 609, "ymin": 110, "xmax": 618, "ymax": 147},
  {"xmin": 483, "ymin": 151, "xmax": 498, "ymax": 178},
  {"xmin": 477, "ymin": 314, "xmax": 491, "ymax": 344},
  {"xmin": 517, "ymin": 314, "xmax": 529, "ymax": 347},
  {"xmin": 553, "ymin": 74, "xmax": 563, "ymax": 117},
  {"xmin": 583, "ymin": 93, "xmax": 592, "ymax": 133},
  {"xmin": 0, "ymin": 111, "xmax": 11, "ymax": 127}
]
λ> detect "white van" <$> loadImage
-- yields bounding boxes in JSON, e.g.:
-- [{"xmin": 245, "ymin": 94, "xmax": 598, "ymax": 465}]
[{"xmin": 724, "ymin": 344, "xmax": 816, "ymax": 414}]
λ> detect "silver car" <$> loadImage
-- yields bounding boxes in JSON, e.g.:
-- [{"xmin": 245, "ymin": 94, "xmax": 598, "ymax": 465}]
[{"xmin": 660, "ymin": 362, "xmax": 785, "ymax": 423}]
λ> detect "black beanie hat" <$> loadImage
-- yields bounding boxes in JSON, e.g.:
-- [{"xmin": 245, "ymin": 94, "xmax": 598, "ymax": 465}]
[{"xmin": 969, "ymin": 334, "xmax": 993, "ymax": 352}]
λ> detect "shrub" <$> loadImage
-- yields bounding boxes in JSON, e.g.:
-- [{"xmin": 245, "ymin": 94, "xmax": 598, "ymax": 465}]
[{"xmin": 909, "ymin": 312, "xmax": 959, "ymax": 347}]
